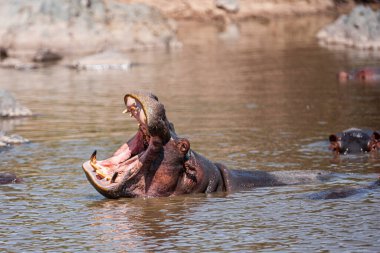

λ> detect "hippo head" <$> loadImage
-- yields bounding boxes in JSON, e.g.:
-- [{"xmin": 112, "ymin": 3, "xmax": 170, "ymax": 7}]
[
  {"xmin": 329, "ymin": 128, "xmax": 380, "ymax": 154},
  {"xmin": 82, "ymin": 91, "xmax": 208, "ymax": 198}
]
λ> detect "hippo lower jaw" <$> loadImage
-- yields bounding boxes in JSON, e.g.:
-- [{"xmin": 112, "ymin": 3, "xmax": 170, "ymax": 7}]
[{"xmin": 82, "ymin": 128, "xmax": 149, "ymax": 198}]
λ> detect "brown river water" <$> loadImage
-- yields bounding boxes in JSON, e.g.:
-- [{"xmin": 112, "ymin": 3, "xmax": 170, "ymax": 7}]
[{"xmin": 1, "ymin": 17, "xmax": 380, "ymax": 252}]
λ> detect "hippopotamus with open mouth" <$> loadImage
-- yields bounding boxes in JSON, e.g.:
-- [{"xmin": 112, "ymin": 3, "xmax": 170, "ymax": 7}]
[
  {"xmin": 83, "ymin": 91, "xmax": 331, "ymax": 198},
  {"xmin": 329, "ymin": 128, "xmax": 380, "ymax": 154}
]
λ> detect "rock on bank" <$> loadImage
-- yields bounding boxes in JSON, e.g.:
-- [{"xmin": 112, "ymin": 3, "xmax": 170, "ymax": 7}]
[
  {"xmin": 317, "ymin": 5, "xmax": 380, "ymax": 50},
  {"xmin": 0, "ymin": 0, "xmax": 179, "ymax": 57},
  {"xmin": 118, "ymin": 0, "xmax": 334, "ymax": 21}
]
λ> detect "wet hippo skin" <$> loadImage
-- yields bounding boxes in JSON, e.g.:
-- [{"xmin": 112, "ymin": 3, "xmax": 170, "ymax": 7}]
[{"xmin": 308, "ymin": 179, "xmax": 380, "ymax": 200}]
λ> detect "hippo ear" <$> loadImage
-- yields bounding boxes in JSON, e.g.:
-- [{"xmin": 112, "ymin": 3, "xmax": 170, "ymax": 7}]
[
  {"xmin": 179, "ymin": 139, "xmax": 197, "ymax": 182},
  {"xmin": 370, "ymin": 131, "xmax": 380, "ymax": 150},
  {"xmin": 329, "ymin": 134, "xmax": 338, "ymax": 142},
  {"xmin": 177, "ymin": 138, "xmax": 190, "ymax": 154},
  {"xmin": 329, "ymin": 134, "xmax": 340, "ymax": 152},
  {"xmin": 373, "ymin": 131, "xmax": 380, "ymax": 140}
]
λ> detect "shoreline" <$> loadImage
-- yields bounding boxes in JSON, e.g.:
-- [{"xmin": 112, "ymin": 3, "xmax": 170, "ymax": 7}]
[
  {"xmin": 0, "ymin": 0, "xmax": 373, "ymax": 68},
  {"xmin": 118, "ymin": 0, "xmax": 338, "ymax": 24}
]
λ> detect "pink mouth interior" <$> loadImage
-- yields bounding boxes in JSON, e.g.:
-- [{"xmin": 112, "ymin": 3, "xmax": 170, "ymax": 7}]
[
  {"xmin": 93, "ymin": 130, "xmax": 148, "ymax": 183},
  {"xmin": 90, "ymin": 95, "xmax": 151, "ymax": 184}
]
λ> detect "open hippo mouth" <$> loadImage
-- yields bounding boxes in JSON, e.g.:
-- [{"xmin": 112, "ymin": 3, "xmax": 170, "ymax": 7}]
[{"xmin": 82, "ymin": 91, "xmax": 171, "ymax": 198}]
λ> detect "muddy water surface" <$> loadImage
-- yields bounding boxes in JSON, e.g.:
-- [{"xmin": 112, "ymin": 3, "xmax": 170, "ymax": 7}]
[{"xmin": 1, "ymin": 17, "xmax": 380, "ymax": 252}]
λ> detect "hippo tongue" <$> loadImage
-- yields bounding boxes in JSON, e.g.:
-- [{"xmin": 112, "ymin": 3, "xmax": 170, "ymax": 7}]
[
  {"xmin": 100, "ymin": 130, "xmax": 146, "ymax": 167},
  {"xmin": 99, "ymin": 149, "xmax": 132, "ymax": 167},
  {"xmin": 89, "ymin": 150, "xmax": 140, "ymax": 182},
  {"xmin": 95, "ymin": 133, "xmax": 146, "ymax": 181}
]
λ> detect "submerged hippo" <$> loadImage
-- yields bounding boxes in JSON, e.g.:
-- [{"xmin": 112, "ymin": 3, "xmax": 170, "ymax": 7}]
[
  {"xmin": 82, "ymin": 91, "xmax": 331, "ymax": 198},
  {"xmin": 338, "ymin": 67, "xmax": 380, "ymax": 83},
  {"xmin": 329, "ymin": 128, "xmax": 380, "ymax": 154},
  {"xmin": 309, "ymin": 178, "xmax": 380, "ymax": 200},
  {"xmin": 0, "ymin": 172, "xmax": 22, "ymax": 184}
]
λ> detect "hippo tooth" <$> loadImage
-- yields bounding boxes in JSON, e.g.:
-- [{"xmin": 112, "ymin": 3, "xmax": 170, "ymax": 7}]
[
  {"xmin": 90, "ymin": 150, "xmax": 97, "ymax": 161},
  {"xmin": 122, "ymin": 108, "xmax": 128, "ymax": 114},
  {"xmin": 110, "ymin": 172, "xmax": 118, "ymax": 183},
  {"xmin": 90, "ymin": 150, "xmax": 101, "ymax": 172},
  {"xmin": 96, "ymin": 170, "xmax": 111, "ymax": 181}
]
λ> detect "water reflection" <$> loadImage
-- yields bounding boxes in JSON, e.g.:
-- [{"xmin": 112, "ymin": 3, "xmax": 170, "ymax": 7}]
[
  {"xmin": 85, "ymin": 195, "xmax": 213, "ymax": 251},
  {"xmin": 0, "ymin": 117, "xmax": 30, "ymax": 132}
]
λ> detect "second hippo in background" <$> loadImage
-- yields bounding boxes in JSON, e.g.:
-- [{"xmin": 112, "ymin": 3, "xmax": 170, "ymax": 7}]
[
  {"xmin": 338, "ymin": 67, "xmax": 380, "ymax": 83},
  {"xmin": 329, "ymin": 128, "xmax": 380, "ymax": 154},
  {"xmin": 308, "ymin": 178, "xmax": 380, "ymax": 200}
]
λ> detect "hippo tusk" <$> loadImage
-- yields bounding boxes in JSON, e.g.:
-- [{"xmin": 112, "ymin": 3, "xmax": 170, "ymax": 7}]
[
  {"xmin": 90, "ymin": 150, "xmax": 97, "ymax": 161},
  {"xmin": 122, "ymin": 108, "xmax": 134, "ymax": 118},
  {"xmin": 110, "ymin": 172, "xmax": 118, "ymax": 183},
  {"xmin": 97, "ymin": 171, "xmax": 111, "ymax": 181},
  {"xmin": 90, "ymin": 150, "xmax": 99, "ymax": 172},
  {"xmin": 90, "ymin": 150, "xmax": 112, "ymax": 181}
]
